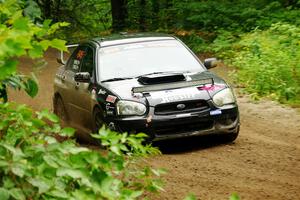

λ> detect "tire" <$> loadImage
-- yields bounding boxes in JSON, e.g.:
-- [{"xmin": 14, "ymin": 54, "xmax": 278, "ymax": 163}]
[
  {"xmin": 53, "ymin": 96, "xmax": 69, "ymax": 126},
  {"xmin": 92, "ymin": 107, "xmax": 105, "ymax": 134},
  {"xmin": 223, "ymin": 126, "xmax": 240, "ymax": 143}
]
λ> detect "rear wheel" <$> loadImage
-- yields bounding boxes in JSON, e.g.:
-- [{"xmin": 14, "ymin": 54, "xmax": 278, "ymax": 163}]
[{"xmin": 53, "ymin": 96, "xmax": 68, "ymax": 126}]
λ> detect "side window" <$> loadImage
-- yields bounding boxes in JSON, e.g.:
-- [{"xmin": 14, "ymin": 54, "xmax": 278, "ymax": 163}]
[
  {"xmin": 66, "ymin": 46, "xmax": 86, "ymax": 73},
  {"xmin": 80, "ymin": 46, "xmax": 94, "ymax": 76}
]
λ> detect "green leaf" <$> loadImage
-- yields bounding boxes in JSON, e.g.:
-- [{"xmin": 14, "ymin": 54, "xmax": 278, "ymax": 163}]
[
  {"xmin": 61, "ymin": 127, "xmax": 75, "ymax": 137},
  {"xmin": 11, "ymin": 164, "xmax": 26, "ymax": 177},
  {"xmin": 27, "ymin": 178, "xmax": 51, "ymax": 193},
  {"xmin": 122, "ymin": 189, "xmax": 143, "ymax": 199},
  {"xmin": 184, "ymin": 194, "xmax": 197, "ymax": 200},
  {"xmin": 28, "ymin": 45, "xmax": 43, "ymax": 58},
  {"xmin": 24, "ymin": 0, "xmax": 41, "ymax": 20},
  {"xmin": 39, "ymin": 40, "xmax": 51, "ymax": 50},
  {"xmin": 0, "ymin": 60, "xmax": 17, "ymax": 80},
  {"xmin": 57, "ymin": 168, "xmax": 84, "ymax": 179},
  {"xmin": 38, "ymin": 109, "xmax": 59, "ymax": 123},
  {"xmin": 48, "ymin": 189, "xmax": 69, "ymax": 198},
  {"xmin": 230, "ymin": 193, "xmax": 240, "ymax": 200},
  {"xmin": 43, "ymin": 155, "xmax": 59, "ymax": 168},
  {"xmin": 3, "ymin": 177, "xmax": 15, "ymax": 189},
  {"xmin": 135, "ymin": 133, "xmax": 148, "ymax": 138},
  {"xmin": 0, "ymin": 188, "xmax": 10, "ymax": 200},
  {"xmin": 24, "ymin": 78, "xmax": 38, "ymax": 98},
  {"xmin": 13, "ymin": 18, "xmax": 29, "ymax": 31},
  {"xmin": 9, "ymin": 188, "xmax": 25, "ymax": 200},
  {"xmin": 50, "ymin": 39, "xmax": 67, "ymax": 51},
  {"xmin": 0, "ymin": 160, "xmax": 9, "ymax": 167},
  {"xmin": 4, "ymin": 39, "xmax": 25, "ymax": 56}
]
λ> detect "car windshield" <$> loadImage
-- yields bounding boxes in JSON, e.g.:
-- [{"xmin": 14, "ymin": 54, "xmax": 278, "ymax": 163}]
[{"xmin": 98, "ymin": 40, "xmax": 205, "ymax": 81}]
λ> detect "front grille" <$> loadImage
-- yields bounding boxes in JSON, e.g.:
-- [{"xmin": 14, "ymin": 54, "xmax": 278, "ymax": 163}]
[
  {"xmin": 154, "ymin": 100, "xmax": 209, "ymax": 115},
  {"xmin": 154, "ymin": 120, "xmax": 213, "ymax": 135}
]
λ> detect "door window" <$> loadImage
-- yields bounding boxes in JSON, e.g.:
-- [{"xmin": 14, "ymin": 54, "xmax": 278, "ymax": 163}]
[
  {"xmin": 66, "ymin": 46, "xmax": 86, "ymax": 73},
  {"xmin": 80, "ymin": 46, "xmax": 94, "ymax": 76}
]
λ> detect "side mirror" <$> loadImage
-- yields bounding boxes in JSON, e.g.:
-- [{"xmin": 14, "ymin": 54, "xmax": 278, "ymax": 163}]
[
  {"xmin": 204, "ymin": 58, "xmax": 218, "ymax": 69},
  {"xmin": 57, "ymin": 57, "xmax": 66, "ymax": 65},
  {"xmin": 74, "ymin": 72, "xmax": 91, "ymax": 83}
]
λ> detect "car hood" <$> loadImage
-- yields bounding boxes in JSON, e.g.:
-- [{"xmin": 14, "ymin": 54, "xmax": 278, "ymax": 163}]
[{"xmin": 101, "ymin": 71, "xmax": 227, "ymax": 106}]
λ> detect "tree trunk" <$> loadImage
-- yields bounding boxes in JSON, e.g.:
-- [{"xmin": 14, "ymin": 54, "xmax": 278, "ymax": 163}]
[
  {"xmin": 151, "ymin": 0, "xmax": 159, "ymax": 29},
  {"xmin": 139, "ymin": 0, "xmax": 146, "ymax": 31},
  {"xmin": 111, "ymin": 0, "xmax": 127, "ymax": 31}
]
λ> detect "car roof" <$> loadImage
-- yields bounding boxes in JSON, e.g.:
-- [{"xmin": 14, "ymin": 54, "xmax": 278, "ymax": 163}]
[{"xmin": 92, "ymin": 33, "xmax": 176, "ymax": 47}]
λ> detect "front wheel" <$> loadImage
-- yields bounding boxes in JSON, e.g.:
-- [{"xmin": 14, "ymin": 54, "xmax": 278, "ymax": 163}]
[
  {"xmin": 92, "ymin": 107, "xmax": 105, "ymax": 134},
  {"xmin": 223, "ymin": 126, "xmax": 240, "ymax": 143}
]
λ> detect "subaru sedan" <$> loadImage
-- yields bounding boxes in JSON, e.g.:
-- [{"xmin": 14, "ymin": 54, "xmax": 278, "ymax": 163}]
[{"xmin": 53, "ymin": 33, "xmax": 240, "ymax": 142}]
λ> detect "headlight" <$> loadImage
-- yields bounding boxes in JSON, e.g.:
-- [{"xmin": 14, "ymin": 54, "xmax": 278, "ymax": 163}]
[
  {"xmin": 116, "ymin": 100, "xmax": 147, "ymax": 116},
  {"xmin": 212, "ymin": 88, "xmax": 236, "ymax": 107}
]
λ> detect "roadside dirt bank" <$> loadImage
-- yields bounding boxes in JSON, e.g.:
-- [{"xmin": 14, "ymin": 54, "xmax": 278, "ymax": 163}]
[{"xmin": 9, "ymin": 49, "xmax": 300, "ymax": 200}]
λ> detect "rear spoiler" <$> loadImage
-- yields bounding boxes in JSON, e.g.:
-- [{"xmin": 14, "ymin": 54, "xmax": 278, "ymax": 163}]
[
  {"xmin": 132, "ymin": 78, "xmax": 214, "ymax": 93},
  {"xmin": 57, "ymin": 44, "xmax": 79, "ymax": 65}
]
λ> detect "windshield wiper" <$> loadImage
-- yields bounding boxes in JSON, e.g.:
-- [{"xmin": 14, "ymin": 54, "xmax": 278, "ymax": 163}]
[{"xmin": 101, "ymin": 77, "xmax": 133, "ymax": 83}]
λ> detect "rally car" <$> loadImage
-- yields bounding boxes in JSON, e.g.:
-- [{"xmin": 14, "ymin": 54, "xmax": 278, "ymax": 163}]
[{"xmin": 53, "ymin": 33, "xmax": 240, "ymax": 142}]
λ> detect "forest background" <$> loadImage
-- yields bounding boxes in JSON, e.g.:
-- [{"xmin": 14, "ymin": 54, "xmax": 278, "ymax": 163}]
[{"xmin": 32, "ymin": 0, "xmax": 300, "ymax": 105}]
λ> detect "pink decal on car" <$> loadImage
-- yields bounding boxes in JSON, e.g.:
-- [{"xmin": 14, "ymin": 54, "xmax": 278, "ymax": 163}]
[
  {"xmin": 198, "ymin": 84, "xmax": 225, "ymax": 91},
  {"xmin": 106, "ymin": 95, "xmax": 117, "ymax": 103}
]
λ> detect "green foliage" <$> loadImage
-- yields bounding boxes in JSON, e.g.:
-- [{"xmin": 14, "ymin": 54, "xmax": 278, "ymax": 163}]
[
  {"xmin": 218, "ymin": 23, "xmax": 300, "ymax": 105},
  {"xmin": 0, "ymin": 0, "xmax": 68, "ymax": 101},
  {"xmin": 33, "ymin": 0, "xmax": 112, "ymax": 41},
  {"xmin": 177, "ymin": 31, "xmax": 211, "ymax": 54},
  {"xmin": 183, "ymin": 193, "xmax": 197, "ymax": 200},
  {"xmin": 229, "ymin": 193, "xmax": 240, "ymax": 200},
  {"xmin": 124, "ymin": 0, "xmax": 300, "ymax": 33},
  {"xmin": 31, "ymin": 0, "xmax": 300, "ymax": 44},
  {"xmin": 3, "ymin": 74, "xmax": 39, "ymax": 98},
  {"xmin": 0, "ymin": 103, "xmax": 163, "ymax": 199},
  {"xmin": 0, "ymin": 2, "xmax": 164, "ymax": 198}
]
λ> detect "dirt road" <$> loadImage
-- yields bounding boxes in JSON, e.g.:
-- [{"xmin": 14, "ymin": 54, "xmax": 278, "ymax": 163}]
[{"xmin": 9, "ymin": 49, "xmax": 300, "ymax": 200}]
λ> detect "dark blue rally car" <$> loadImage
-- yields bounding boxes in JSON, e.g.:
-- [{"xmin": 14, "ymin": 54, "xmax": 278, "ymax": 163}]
[{"xmin": 53, "ymin": 33, "xmax": 240, "ymax": 142}]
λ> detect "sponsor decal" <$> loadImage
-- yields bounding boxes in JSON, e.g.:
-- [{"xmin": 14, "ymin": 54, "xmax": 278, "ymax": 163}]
[
  {"xmin": 73, "ymin": 59, "xmax": 80, "ymax": 70},
  {"xmin": 98, "ymin": 89, "xmax": 106, "ymax": 95},
  {"xmin": 74, "ymin": 60, "xmax": 80, "ymax": 65},
  {"xmin": 210, "ymin": 109, "xmax": 222, "ymax": 116},
  {"xmin": 106, "ymin": 110, "xmax": 114, "ymax": 115},
  {"xmin": 198, "ymin": 84, "xmax": 225, "ymax": 91},
  {"xmin": 105, "ymin": 103, "xmax": 110, "ymax": 110},
  {"xmin": 150, "ymin": 88, "xmax": 198, "ymax": 103},
  {"xmin": 106, "ymin": 95, "xmax": 117, "ymax": 103},
  {"xmin": 76, "ymin": 50, "xmax": 86, "ymax": 59},
  {"xmin": 106, "ymin": 103, "xmax": 115, "ymax": 116}
]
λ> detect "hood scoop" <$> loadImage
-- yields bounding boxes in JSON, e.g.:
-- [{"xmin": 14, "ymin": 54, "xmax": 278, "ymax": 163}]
[{"xmin": 137, "ymin": 73, "xmax": 186, "ymax": 85}]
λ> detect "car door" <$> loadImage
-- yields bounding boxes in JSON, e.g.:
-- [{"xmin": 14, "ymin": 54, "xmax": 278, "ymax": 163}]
[
  {"xmin": 73, "ymin": 45, "xmax": 96, "ymax": 130},
  {"xmin": 61, "ymin": 45, "xmax": 86, "ymax": 126}
]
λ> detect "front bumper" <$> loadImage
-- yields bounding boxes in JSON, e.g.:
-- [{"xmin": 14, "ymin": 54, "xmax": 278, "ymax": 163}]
[{"xmin": 107, "ymin": 103, "xmax": 240, "ymax": 141}]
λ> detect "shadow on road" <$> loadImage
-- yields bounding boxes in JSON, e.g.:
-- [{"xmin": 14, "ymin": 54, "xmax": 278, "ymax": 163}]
[{"xmin": 152, "ymin": 135, "xmax": 232, "ymax": 154}]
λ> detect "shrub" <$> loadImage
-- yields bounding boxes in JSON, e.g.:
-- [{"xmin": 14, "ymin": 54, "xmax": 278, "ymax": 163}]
[
  {"xmin": 219, "ymin": 23, "xmax": 300, "ymax": 105},
  {"xmin": 0, "ymin": 103, "xmax": 163, "ymax": 199}
]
